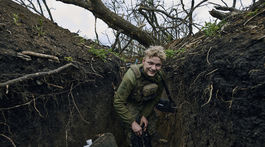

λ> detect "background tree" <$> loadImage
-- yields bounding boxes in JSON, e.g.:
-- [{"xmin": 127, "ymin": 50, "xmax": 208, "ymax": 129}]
[
  {"xmin": 99, "ymin": 0, "xmax": 207, "ymax": 55},
  {"xmin": 14, "ymin": 0, "xmax": 54, "ymax": 22},
  {"xmin": 15, "ymin": 0, "xmax": 256, "ymax": 56}
]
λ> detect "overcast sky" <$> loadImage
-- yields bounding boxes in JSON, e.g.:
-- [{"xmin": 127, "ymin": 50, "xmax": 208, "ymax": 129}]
[{"xmin": 44, "ymin": 0, "xmax": 252, "ymax": 46}]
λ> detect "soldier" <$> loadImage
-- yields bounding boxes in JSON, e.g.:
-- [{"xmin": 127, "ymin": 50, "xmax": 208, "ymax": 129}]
[{"xmin": 113, "ymin": 46, "xmax": 166, "ymax": 146}]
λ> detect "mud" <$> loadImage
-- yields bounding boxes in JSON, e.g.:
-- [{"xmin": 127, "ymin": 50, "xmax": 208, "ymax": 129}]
[{"xmin": 0, "ymin": 0, "xmax": 125, "ymax": 146}]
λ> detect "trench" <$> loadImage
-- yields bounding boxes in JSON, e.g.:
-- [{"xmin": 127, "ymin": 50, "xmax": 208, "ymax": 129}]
[{"xmin": 1, "ymin": 0, "xmax": 265, "ymax": 147}]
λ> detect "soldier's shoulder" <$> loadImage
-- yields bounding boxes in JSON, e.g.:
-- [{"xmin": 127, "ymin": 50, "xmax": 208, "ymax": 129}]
[
  {"xmin": 129, "ymin": 64, "xmax": 142, "ymax": 79},
  {"xmin": 123, "ymin": 67, "xmax": 137, "ymax": 84}
]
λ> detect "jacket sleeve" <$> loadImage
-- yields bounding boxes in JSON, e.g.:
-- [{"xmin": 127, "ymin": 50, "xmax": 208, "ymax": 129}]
[{"xmin": 113, "ymin": 69, "xmax": 136, "ymax": 126}]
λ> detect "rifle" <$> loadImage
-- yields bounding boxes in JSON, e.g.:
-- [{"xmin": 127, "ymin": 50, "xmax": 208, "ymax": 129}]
[{"xmin": 131, "ymin": 122, "xmax": 152, "ymax": 147}]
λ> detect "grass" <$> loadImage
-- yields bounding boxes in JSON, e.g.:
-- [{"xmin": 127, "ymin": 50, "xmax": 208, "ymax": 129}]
[
  {"xmin": 35, "ymin": 18, "xmax": 45, "ymax": 36},
  {"xmin": 12, "ymin": 13, "xmax": 20, "ymax": 26},
  {"xmin": 202, "ymin": 21, "xmax": 226, "ymax": 36},
  {"xmin": 247, "ymin": 9, "xmax": 259, "ymax": 17},
  {"xmin": 88, "ymin": 46, "xmax": 126, "ymax": 62},
  {"xmin": 165, "ymin": 48, "xmax": 186, "ymax": 58}
]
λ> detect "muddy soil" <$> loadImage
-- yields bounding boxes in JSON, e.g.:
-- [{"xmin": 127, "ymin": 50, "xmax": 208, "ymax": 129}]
[
  {"xmin": 0, "ymin": 0, "xmax": 126, "ymax": 146},
  {"xmin": 155, "ymin": 2, "xmax": 265, "ymax": 147}
]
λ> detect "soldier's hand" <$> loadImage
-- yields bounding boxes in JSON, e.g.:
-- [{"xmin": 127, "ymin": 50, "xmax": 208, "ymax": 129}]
[
  {"xmin": 131, "ymin": 121, "xmax": 142, "ymax": 136},
  {"xmin": 140, "ymin": 116, "xmax": 148, "ymax": 131}
]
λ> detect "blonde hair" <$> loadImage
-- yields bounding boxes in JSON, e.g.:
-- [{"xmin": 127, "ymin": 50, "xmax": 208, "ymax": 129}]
[{"xmin": 144, "ymin": 46, "xmax": 166, "ymax": 61}]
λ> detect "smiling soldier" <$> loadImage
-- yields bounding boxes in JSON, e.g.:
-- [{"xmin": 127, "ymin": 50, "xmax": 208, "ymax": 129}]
[{"xmin": 113, "ymin": 46, "xmax": 166, "ymax": 147}]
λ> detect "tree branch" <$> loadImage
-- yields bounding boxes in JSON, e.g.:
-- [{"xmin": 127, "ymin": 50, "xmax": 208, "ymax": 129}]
[
  {"xmin": 21, "ymin": 51, "xmax": 59, "ymax": 62},
  {"xmin": 43, "ymin": 0, "xmax": 54, "ymax": 22},
  {"xmin": 0, "ymin": 63, "xmax": 77, "ymax": 87},
  {"xmin": 209, "ymin": 9, "xmax": 227, "ymax": 20},
  {"xmin": 57, "ymin": 0, "xmax": 156, "ymax": 47}
]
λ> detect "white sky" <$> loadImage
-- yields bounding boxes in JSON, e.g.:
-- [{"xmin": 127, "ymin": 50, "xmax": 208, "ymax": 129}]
[{"xmin": 45, "ymin": 0, "xmax": 253, "ymax": 46}]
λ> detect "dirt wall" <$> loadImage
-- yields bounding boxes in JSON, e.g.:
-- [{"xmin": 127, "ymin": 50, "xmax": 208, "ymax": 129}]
[
  {"xmin": 0, "ymin": 0, "xmax": 126, "ymax": 146},
  {"xmin": 159, "ymin": 5, "xmax": 265, "ymax": 147}
]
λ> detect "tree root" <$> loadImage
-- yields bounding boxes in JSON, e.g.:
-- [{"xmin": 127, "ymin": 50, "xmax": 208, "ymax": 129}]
[
  {"xmin": 0, "ymin": 99, "xmax": 33, "ymax": 111},
  {"xmin": 21, "ymin": 51, "xmax": 59, "ymax": 62},
  {"xmin": 33, "ymin": 95, "xmax": 44, "ymax": 118},
  {"xmin": 201, "ymin": 84, "xmax": 213, "ymax": 107},
  {"xmin": 205, "ymin": 69, "xmax": 218, "ymax": 76},
  {"xmin": 191, "ymin": 71, "xmax": 206, "ymax": 86},
  {"xmin": 0, "ymin": 134, "xmax": 16, "ymax": 147},
  {"xmin": 0, "ymin": 63, "xmax": 77, "ymax": 87},
  {"xmin": 206, "ymin": 47, "xmax": 212, "ymax": 65},
  {"xmin": 69, "ymin": 84, "xmax": 90, "ymax": 125}
]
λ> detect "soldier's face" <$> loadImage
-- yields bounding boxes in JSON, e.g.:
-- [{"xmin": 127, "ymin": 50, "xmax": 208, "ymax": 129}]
[{"xmin": 142, "ymin": 56, "xmax": 162, "ymax": 77}]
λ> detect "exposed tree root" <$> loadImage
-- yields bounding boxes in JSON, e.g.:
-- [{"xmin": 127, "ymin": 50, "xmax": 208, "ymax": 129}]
[
  {"xmin": 0, "ymin": 99, "xmax": 33, "ymax": 111},
  {"xmin": 201, "ymin": 84, "xmax": 214, "ymax": 107},
  {"xmin": 46, "ymin": 83, "xmax": 64, "ymax": 89},
  {"xmin": 21, "ymin": 51, "xmax": 60, "ymax": 62},
  {"xmin": 33, "ymin": 95, "xmax": 44, "ymax": 118},
  {"xmin": 206, "ymin": 47, "xmax": 212, "ymax": 65},
  {"xmin": 69, "ymin": 84, "xmax": 90, "ymax": 125},
  {"xmin": 205, "ymin": 69, "xmax": 218, "ymax": 76},
  {"xmin": 0, "ymin": 134, "xmax": 16, "ymax": 147},
  {"xmin": 191, "ymin": 71, "xmax": 206, "ymax": 86},
  {"xmin": 0, "ymin": 63, "xmax": 77, "ymax": 87}
]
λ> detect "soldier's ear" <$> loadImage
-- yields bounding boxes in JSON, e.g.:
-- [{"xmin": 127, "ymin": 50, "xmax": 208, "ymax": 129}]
[{"xmin": 142, "ymin": 58, "xmax": 145, "ymax": 64}]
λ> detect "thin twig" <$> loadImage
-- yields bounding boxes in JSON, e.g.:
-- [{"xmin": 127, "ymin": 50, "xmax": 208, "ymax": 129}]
[
  {"xmin": 21, "ymin": 51, "xmax": 59, "ymax": 62},
  {"xmin": 0, "ymin": 63, "xmax": 76, "ymax": 87}
]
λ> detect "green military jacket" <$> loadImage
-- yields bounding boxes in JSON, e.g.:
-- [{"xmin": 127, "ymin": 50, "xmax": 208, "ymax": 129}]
[{"xmin": 113, "ymin": 64, "xmax": 164, "ymax": 127}]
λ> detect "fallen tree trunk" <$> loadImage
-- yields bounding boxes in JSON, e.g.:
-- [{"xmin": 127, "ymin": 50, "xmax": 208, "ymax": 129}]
[{"xmin": 57, "ymin": 0, "xmax": 157, "ymax": 47}]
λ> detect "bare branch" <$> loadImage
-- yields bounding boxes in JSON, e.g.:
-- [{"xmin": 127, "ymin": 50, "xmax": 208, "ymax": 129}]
[
  {"xmin": 214, "ymin": 6, "xmax": 240, "ymax": 12},
  {"xmin": 43, "ymin": 0, "xmax": 54, "ymax": 22},
  {"xmin": 138, "ymin": 5, "xmax": 187, "ymax": 23},
  {"xmin": 94, "ymin": 17, "xmax": 99, "ymax": 43},
  {"xmin": 37, "ymin": 0, "xmax": 44, "ymax": 16},
  {"xmin": 232, "ymin": 0, "xmax": 236, "ymax": 8},
  {"xmin": 21, "ymin": 51, "xmax": 59, "ymax": 62},
  {"xmin": 220, "ymin": 0, "xmax": 228, "ymax": 7},
  {"xmin": 209, "ymin": 9, "xmax": 227, "ymax": 20},
  {"xmin": 0, "ymin": 63, "xmax": 76, "ymax": 87},
  {"xmin": 58, "ymin": 0, "xmax": 156, "ymax": 47}
]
